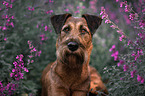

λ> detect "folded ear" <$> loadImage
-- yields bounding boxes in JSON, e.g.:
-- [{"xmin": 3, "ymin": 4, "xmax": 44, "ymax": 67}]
[
  {"xmin": 82, "ymin": 14, "xmax": 102, "ymax": 35},
  {"xmin": 50, "ymin": 13, "xmax": 72, "ymax": 34}
]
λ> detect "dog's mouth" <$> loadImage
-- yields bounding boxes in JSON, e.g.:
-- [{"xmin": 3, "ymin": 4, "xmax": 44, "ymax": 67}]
[{"xmin": 63, "ymin": 52, "xmax": 85, "ymax": 67}]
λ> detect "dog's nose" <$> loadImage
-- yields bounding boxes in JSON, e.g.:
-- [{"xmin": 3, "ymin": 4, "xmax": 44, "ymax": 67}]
[{"xmin": 67, "ymin": 42, "xmax": 79, "ymax": 51}]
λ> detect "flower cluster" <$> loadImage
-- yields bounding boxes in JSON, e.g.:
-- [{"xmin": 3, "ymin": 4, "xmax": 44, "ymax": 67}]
[
  {"xmin": 0, "ymin": 40, "xmax": 42, "ymax": 95},
  {"xmin": 27, "ymin": 41, "xmax": 41, "ymax": 64},
  {"xmin": 100, "ymin": 7, "xmax": 126, "ymax": 41},
  {"xmin": 106, "ymin": 1, "xmax": 145, "ymax": 85},
  {"xmin": 109, "ymin": 45, "xmax": 144, "ymax": 83},
  {"xmin": 109, "ymin": 45, "xmax": 119, "ymax": 61},
  {"xmin": 139, "ymin": 20, "xmax": 145, "ymax": 28},
  {"xmin": 102, "ymin": 1, "xmax": 144, "ymax": 84},
  {"xmin": 0, "ymin": 81, "xmax": 17, "ymax": 96},
  {"xmin": 120, "ymin": 1, "xmax": 131, "ymax": 12},
  {"xmin": 0, "ymin": 1, "xmax": 15, "ymax": 41},
  {"xmin": 28, "ymin": 7, "xmax": 34, "ymax": 11},
  {"xmin": 119, "ymin": 1, "xmax": 145, "ymax": 29},
  {"xmin": 10, "ymin": 54, "xmax": 29, "ymax": 81},
  {"xmin": 0, "ymin": 54, "xmax": 28, "ymax": 96},
  {"xmin": 40, "ymin": 34, "xmax": 48, "ymax": 42},
  {"xmin": 46, "ymin": 10, "xmax": 53, "ymax": 14},
  {"xmin": 89, "ymin": 0, "xmax": 97, "ymax": 12},
  {"xmin": 137, "ymin": 75, "xmax": 144, "ymax": 84},
  {"xmin": 131, "ymin": 49, "xmax": 143, "ymax": 61},
  {"xmin": 0, "ymin": 15, "xmax": 14, "ymax": 30},
  {"xmin": 2, "ymin": 1, "xmax": 13, "ymax": 9}
]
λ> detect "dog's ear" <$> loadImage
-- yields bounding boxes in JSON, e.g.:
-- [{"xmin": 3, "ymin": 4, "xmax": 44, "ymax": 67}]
[
  {"xmin": 51, "ymin": 13, "xmax": 72, "ymax": 34},
  {"xmin": 82, "ymin": 14, "xmax": 102, "ymax": 35}
]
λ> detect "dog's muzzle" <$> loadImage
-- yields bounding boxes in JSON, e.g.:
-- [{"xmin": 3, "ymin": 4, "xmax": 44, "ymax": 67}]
[{"xmin": 67, "ymin": 42, "xmax": 79, "ymax": 52}]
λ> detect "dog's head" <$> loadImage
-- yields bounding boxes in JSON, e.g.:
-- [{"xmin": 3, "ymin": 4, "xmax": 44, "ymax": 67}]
[{"xmin": 51, "ymin": 13, "xmax": 102, "ymax": 68}]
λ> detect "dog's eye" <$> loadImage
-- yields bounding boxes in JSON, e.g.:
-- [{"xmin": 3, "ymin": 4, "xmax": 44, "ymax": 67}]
[
  {"xmin": 80, "ymin": 29, "xmax": 88, "ymax": 34},
  {"xmin": 63, "ymin": 27, "xmax": 70, "ymax": 33}
]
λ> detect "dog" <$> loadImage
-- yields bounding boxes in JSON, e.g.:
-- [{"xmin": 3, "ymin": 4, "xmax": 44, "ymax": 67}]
[{"xmin": 41, "ymin": 13, "xmax": 108, "ymax": 96}]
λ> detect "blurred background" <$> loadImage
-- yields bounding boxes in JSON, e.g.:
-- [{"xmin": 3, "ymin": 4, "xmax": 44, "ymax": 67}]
[{"xmin": 0, "ymin": 0, "xmax": 142, "ymax": 95}]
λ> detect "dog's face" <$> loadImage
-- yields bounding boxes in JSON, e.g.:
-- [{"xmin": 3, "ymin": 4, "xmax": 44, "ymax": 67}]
[{"xmin": 51, "ymin": 14, "xmax": 102, "ymax": 68}]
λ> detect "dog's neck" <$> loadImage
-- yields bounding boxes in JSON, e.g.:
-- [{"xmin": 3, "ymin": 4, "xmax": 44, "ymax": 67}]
[{"xmin": 54, "ymin": 59, "xmax": 89, "ymax": 85}]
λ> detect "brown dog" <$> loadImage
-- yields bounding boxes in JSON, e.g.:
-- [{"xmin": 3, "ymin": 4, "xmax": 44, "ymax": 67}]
[{"xmin": 41, "ymin": 13, "xmax": 108, "ymax": 96}]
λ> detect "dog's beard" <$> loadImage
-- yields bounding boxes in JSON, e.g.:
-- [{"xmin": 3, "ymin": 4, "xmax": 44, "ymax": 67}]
[{"xmin": 56, "ymin": 46, "xmax": 88, "ymax": 68}]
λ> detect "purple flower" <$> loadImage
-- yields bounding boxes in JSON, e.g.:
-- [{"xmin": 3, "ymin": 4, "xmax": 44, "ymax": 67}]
[
  {"xmin": 75, "ymin": 10, "xmax": 80, "ymax": 14},
  {"xmin": 102, "ymin": 14, "xmax": 108, "ymax": 19},
  {"xmin": 111, "ymin": 51, "xmax": 119, "ymax": 61},
  {"xmin": 11, "ymin": 54, "xmax": 25, "ymax": 81},
  {"xmin": 131, "ymin": 52, "xmax": 139, "ymax": 61},
  {"xmin": 105, "ymin": 19, "xmax": 111, "ymax": 24},
  {"xmin": 23, "ymin": 67, "xmax": 29, "ymax": 72},
  {"xmin": 117, "ymin": 30, "xmax": 123, "ymax": 35},
  {"xmin": 31, "ymin": 7, "xmax": 34, "ymax": 11},
  {"xmin": 100, "ymin": 7, "xmax": 108, "ymax": 19},
  {"xmin": 141, "ymin": 78, "xmax": 144, "ymax": 83},
  {"xmin": 31, "ymin": 60, "xmax": 34, "ymax": 63},
  {"xmin": 40, "ymin": 34, "xmax": 48, "ymax": 41},
  {"xmin": 10, "ymin": 73, "xmax": 14, "ymax": 77},
  {"xmin": 100, "ymin": 7, "xmax": 105, "ymax": 15},
  {"xmin": 137, "ymin": 75, "xmax": 144, "ymax": 83},
  {"xmin": 30, "ymin": 48, "xmax": 37, "ymax": 53},
  {"xmin": 10, "ymin": 22, "xmax": 14, "ymax": 27},
  {"xmin": 127, "ymin": 40, "xmax": 132, "ymax": 45},
  {"xmin": 28, "ymin": 55, "xmax": 33, "ymax": 58},
  {"xmin": 129, "ymin": 13, "xmax": 138, "ymax": 20},
  {"xmin": 0, "ymin": 81, "xmax": 3, "ymax": 87},
  {"xmin": 82, "ymin": 6, "xmax": 85, "ymax": 9},
  {"xmin": 12, "ymin": 69, "xmax": 15, "ymax": 72},
  {"xmin": 28, "ymin": 41, "xmax": 34, "ymax": 49},
  {"xmin": 36, "ymin": 24, "xmax": 39, "ymax": 28},
  {"xmin": 28, "ymin": 7, "xmax": 34, "ymax": 11},
  {"xmin": 130, "ymin": 70, "xmax": 137, "ymax": 78},
  {"xmin": 119, "ymin": 35, "xmax": 126, "ymax": 41},
  {"xmin": 2, "ymin": 26, "xmax": 7, "ymax": 30},
  {"xmin": 139, "ymin": 20, "xmax": 145, "ymax": 28},
  {"xmin": 77, "ymin": 6, "xmax": 80, "ymax": 9},
  {"xmin": 46, "ymin": 10, "xmax": 53, "ymax": 14},
  {"xmin": 120, "ymin": 1, "xmax": 127, "ymax": 7},
  {"xmin": 109, "ymin": 45, "xmax": 116, "ymax": 52},
  {"xmin": 45, "ymin": 26, "xmax": 48, "ymax": 31},
  {"xmin": 123, "ymin": 65, "xmax": 129, "ymax": 71},
  {"xmin": 137, "ymin": 75, "xmax": 142, "ymax": 81},
  {"xmin": 124, "ymin": 4, "xmax": 131, "ymax": 12},
  {"xmin": 142, "ymin": 8, "xmax": 145, "ymax": 13},
  {"xmin": 11, "ymin": 16, "xmax": 14, "ymax": 19},
  {"xmin": 138, "ymin": 33, "xmax": 145, "ymax": 41},
  {"xmin": 117, "ymin": 60, "xmax": 125, "ymax": 66},
  {"xmin": 16, "ymin": 54, "xmax": 23, "ymax": 61},
  {"xmin": 4, "ymin": 37, "xmax": 7, "ymax": 41},
  {"xmin": 110, "ymin": 25, "xmax": 117, "ymax": 29},
  {"xmin": 137, "ymin": 49, "xmax": 143, "ymax": 56},
  {"xmin": 38, "ymin": 50, "xmax": 41, "ymax": 57},
  {"xmin": 116, "ymin": 0, "xmax": 119, "ymax": 2},
  {"xmin": 64, "ymin": 9, "xmax": 69, "ymax": 12},
  {"xmin": 131, "ymin": 49, "xmax": 143, "ymax": 61},
  {"xmin": 120, "ymin": 77, "xmax": 124, "ymax": 80}
]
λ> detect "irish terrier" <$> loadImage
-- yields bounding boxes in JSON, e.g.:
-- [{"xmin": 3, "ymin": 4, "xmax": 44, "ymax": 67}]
[{"xmin": 41, "ymin": 13, "xmax": 108, "ymax": 96}]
